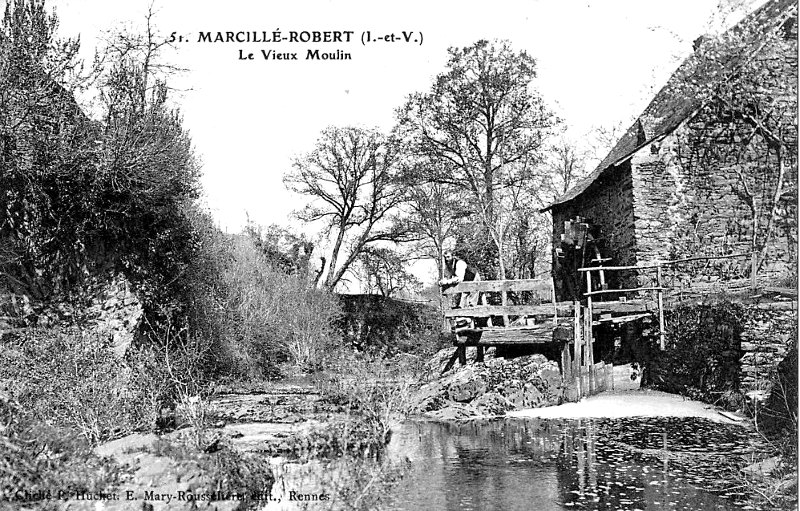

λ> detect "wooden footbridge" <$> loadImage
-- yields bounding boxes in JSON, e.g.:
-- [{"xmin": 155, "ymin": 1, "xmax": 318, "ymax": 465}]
[{"xmin": 441, "ymin": 253, "xmax": 787, "ymax": 400}]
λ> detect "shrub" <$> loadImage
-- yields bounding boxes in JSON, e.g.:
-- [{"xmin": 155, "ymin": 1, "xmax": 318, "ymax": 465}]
[
  {"xmin": 0, "ymin": 326, "xmax": 161, "ymax": 443},
  {"xmin": 643, "ymin": 301, "xmax": 745, "ymax": 405},
  {"xmin": 0, "ymin": 394, "xmax": 122, "ymax": 503},
  {"xmin": 336, "ymin": 294, "xmax": 445, "ymax": 356},
  {"xmin": 184, "ymin": 227, "xmax": 342, "ymax": 377}
]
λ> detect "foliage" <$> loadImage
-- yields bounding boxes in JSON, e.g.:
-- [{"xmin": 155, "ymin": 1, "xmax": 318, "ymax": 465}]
[
  {"xmin": 0, "ymin": 0, "xmax": 201, "ymax": 310},
  {"xmin": 355, "ymin": 246, "xmax": 421, "ymax": 298},
  {"xmin": 0, "ymin": 395, "xmax": 122, "ymax": 504},
  {"xmin": 643, "ymin": 301, "xmax": 745, "ymax": 404},
  {"xmin": 245, "ymin": 221, "xmax": 318, "ymax": 280},
  {"xmin": 284, "ymin": 126, "xmax": 409, "ymax": 290},
  {"xmin": 759, "ymin": 336, "xmax": 797, "ymax": 457},
  {"xmin": 335, "ymin": 294, "xmax": 445, "ymax": 356},
  {"xmin": 312, "ymin": 351, "xmax": 422, "ymax": 454},
  {"xmin": 0, "ymin": 326, "xmax": 164, "ymax": 443},
  {"xmin": 146, "ymin": 437, "xmax": 274, "ymax": 500},
  {"xmin": 187, "ymin": 227, "xmax": 342, "ymax": 375},
  {"xmin": 395, "ymin": 39, "xmax": 557, "ymax": 278}
]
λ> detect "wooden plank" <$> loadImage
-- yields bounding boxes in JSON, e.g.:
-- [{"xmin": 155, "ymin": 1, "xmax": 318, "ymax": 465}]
[
  {"xmin": 441, "ymin": 278, "xmax": 555, "ymax": 295},
  {"xmin": 579, "ymin": 263, "xmax": 662, "ymax": 272},
  {"xmin": 592, "ymin": 313, "xmax": 651, "ymax": 326},
  {"xmin": 457, "ymin": 321, "xmax": 573, "ymax": 333},
  {"xmin": 501, "ymin": 289, "xmax": 510, "ymax": 327},
  {"xmin": 444, "ymin": 303, "xmax": 575, "ymax": 318},
  {"xmin": 763, "ymin": 287, "xmax": 798, "ymax": 297},
  {"xmin": 474, "ymin": 328, "xmax": 566, "ymax": 345},
  {"xmin": 584, "ymin": 286, "xmax": 665, "ymax": 297},
  {"xmin": 591, "ymin": 300, "xmax": 656, "ymax": 313},
  {"xmin": 561, "ymin": 342, "xmax": 571, "ymax": 378},
  {"xmin": 585, "ymin": 272, "xmax": 595, "ymax": 395}
]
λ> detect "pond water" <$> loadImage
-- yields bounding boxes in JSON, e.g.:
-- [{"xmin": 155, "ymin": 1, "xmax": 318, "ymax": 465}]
[{"xmin": 266, "ymin": 417, "xmax": 757, "ymax": 511}]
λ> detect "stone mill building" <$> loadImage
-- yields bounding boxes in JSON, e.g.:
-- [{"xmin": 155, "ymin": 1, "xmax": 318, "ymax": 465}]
[{"xmin": 544, "ymin": 0, "xmax": 798, "ymax": 302}]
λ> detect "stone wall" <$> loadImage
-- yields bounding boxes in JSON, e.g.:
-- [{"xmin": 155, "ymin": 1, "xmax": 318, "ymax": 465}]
[
  {"xmin": 740, "ymin": 302, "xmax": 797, "ymax": 398},
  {"xmin": 1, "ymin": 276, "xmax": 142, "ymax": 359},
  {"xmin": 629, "ymin": 25, "xmax": 797, "ymax": 284}
]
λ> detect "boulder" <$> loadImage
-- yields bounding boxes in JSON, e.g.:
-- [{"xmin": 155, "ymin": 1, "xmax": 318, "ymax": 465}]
[
  {"xmin": 472, "ymin": 392, "xmax": 515, "ymax": 416},
  {"xmin": 426, "ymin": 402, "xmax": 481, "ymax": 421},
  {"xmin": 446, "ymin": 366, "xmax": 487, "ymax": 402}
]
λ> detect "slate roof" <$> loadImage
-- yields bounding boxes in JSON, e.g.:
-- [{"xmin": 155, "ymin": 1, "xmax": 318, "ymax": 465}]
[{"xmin": 543, "ymin": 0, "xmax": 797, "ymax": 212}]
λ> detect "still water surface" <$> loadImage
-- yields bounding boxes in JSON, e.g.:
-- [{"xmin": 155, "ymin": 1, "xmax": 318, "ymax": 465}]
[
  {"xmin": 380, "ymin": 417, "xmax": 752, "ymax": 511},
  {"xmin": 266, "ymin": 417, "xmax": 755, "ymax": 510}
]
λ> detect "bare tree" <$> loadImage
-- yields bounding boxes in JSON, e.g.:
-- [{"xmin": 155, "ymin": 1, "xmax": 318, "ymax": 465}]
[
  {"xmin": 284, "ymin": 126, "xmax": 408, "ymax": 290},
  {"xmin": 356, "ymin": 246, "xmax": 421, "ymax": 298}
]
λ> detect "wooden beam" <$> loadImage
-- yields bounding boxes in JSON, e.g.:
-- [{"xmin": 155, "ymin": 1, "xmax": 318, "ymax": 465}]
[
  {"xmin": 441, "ymin": 278, "xmax": 555, "ymax": 294},
  {"xmin": 584, "ymin": 286, "xmax": 665, "ymax": 297},
  {"xmin": 444, "ymin": 303, "xmax": 575, "ymax": 318},
  {"xmin": 591, "ymin": 300, "xmax": 656, "ymax": 313},
  {"xmin": 454, "ymin": 329, "xmax": 566, "ymax": 345},
  {"xmin": 455, "ymin": 322, "xmax": 573, "ymax": 333}
]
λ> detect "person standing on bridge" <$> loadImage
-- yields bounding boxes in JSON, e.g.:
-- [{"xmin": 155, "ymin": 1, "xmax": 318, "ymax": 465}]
[{"xmin": 440, "ymin": 249, "xmax": 484, "ymax": 309}]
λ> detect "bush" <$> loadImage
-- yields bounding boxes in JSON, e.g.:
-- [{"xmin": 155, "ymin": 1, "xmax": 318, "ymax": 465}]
[
  {"xmin": 336, "ymin": 294, "xmax": 445, "ymax": 356},
  {"xmin": 185, "ymin": 227, "xmax": 342, "ymax": 377},
  {"xmin": 0, "ymin": 394, "xmax": 122, "ymax": 503},
  {"xmin": 313, "ymin": 350, "xmax": 422, "ymax": 452},
  {"xmin": 0, "ymin": 326, "xmax": 162, "ymax": 443},
  {"xmin": 643, "ymin": 301, "xmax": 745, "ymax": 405}
]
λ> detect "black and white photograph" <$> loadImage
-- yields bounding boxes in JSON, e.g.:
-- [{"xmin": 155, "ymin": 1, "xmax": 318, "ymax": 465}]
[{"xmin": 0, "ymin": 0, "xmax": 797, "ymax": 509}]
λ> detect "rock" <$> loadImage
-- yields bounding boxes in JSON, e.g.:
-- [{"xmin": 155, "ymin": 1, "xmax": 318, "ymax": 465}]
[
  {"xmin": 446, "ymin": 366, "xmax": 487, "ymax": 402},
  {"xmin": 425, "ymin": 348, "xmax": 457, "ymax": 376},
  {"xmin": 426, "ymin": 402, "xmax": 481, "ymax": 421},
  {"xmin": 94, "ymin": 433, "xmax": 159, "ymax": 462},
  {"xmin": 506, "ymin": 383, "xmax": 544, "ymax": 408},
  {"xmin": 410, "ymin": 380, "xmax": 447, "ymax": 413},
  {"xmin": 472, "ymin": 392, "xmax": 515, "ymax": 416},
  {"xmin": 742, "ymin": 456, "xmax": 781, "ymax": 478}
]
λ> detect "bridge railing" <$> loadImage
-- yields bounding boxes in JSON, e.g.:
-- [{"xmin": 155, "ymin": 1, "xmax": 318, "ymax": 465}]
[{"xmin": 441, "ymin": 277, "xmax": 574, "ymax": 329}]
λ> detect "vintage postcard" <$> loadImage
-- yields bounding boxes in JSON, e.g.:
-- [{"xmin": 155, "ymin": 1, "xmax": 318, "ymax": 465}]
[{"xmin": 1, "ymin": 0, "xmax": 796, "ymax": 509}]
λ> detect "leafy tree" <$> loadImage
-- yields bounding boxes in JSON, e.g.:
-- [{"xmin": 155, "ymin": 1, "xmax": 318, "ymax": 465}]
[
  {"xmin": 396, "ymin": 39, "xmax": 556, "ymax": 278},
  {"xmin": 0, "ymin": 0, "xmax": 201, "ymax": 313},
  {"xmin": 0, "ymin": 0, "xmax": 98, "ymax": 298},
  {"xmin": 284, "ymin": 126, "xmax": 408, "ymax": 290}
]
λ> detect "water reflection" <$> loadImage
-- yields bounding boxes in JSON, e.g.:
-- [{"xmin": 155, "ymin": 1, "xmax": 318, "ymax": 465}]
[{"xmin": 383, "ymin": 417, "xmax": 752, "ymax": 511}]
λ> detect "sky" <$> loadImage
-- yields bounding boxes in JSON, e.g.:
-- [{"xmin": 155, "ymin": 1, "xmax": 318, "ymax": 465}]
[{"xmin": 45, "ymin": 0, "xmax": 760, "ymax": 282}]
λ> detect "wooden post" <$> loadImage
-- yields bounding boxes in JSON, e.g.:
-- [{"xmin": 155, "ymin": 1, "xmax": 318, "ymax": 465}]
[
  {"xmin": 751, "ymin": 252, "xmax": 758, "ymax": 292},
  {"xmin": 551, "ymin": 277, "xmax": 557, "ymax": 326},
  {"xmin": 656, "ymin": 265, "xmax": 666, "ymax": 351},
  {"xmin": 573, "ymin": 301, "xmax": 582, "ymax": 399},
  {"xmin": 585, "ymin": 271, "xmax": 595, "ymax": 394},
  {"xmin": 476, "ymin": 346, "xmax": 484, "ymax": 363},
  {"xmin": 501, "ymin": 288, "xmax": 510, "ymax": 327},
  {"xmin": 457, "ymin": 345, "xmax": 467, "ymax": 366}
]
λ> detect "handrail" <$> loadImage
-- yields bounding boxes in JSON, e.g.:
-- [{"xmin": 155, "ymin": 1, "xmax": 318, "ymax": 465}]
[
  {"xmin": 441, "ymin": 277, "xmax": 553, "ymax": 295},
  {"xmin": 584, "ymin": 286, "xmax": 665, "ymax": 297}
]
